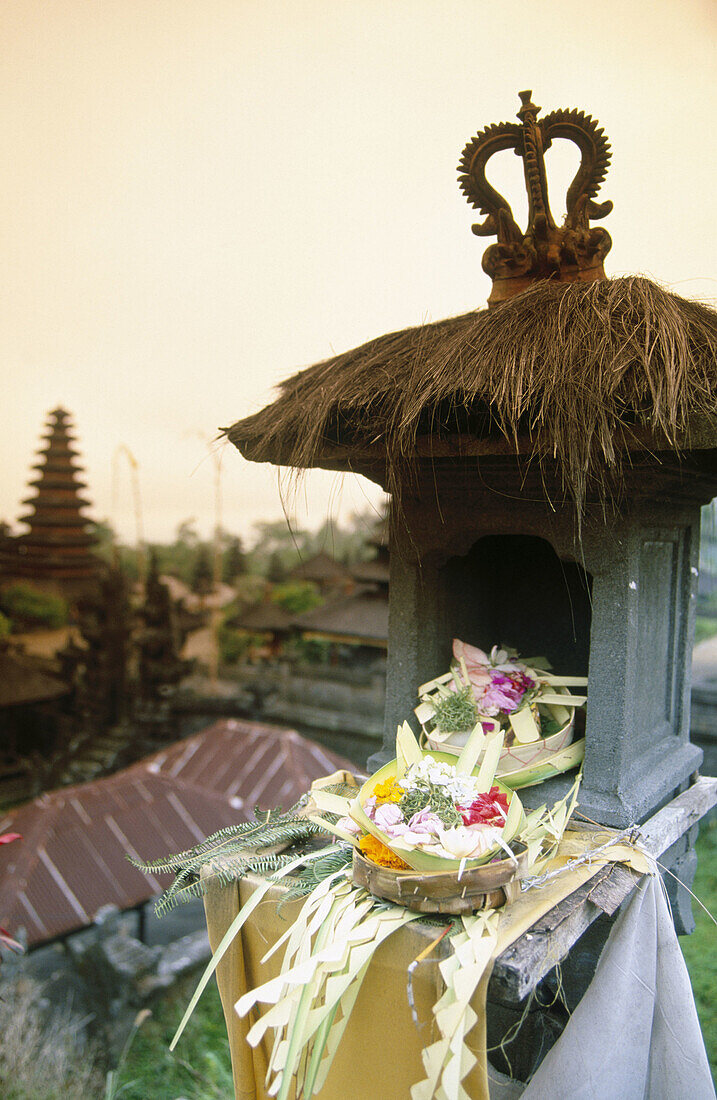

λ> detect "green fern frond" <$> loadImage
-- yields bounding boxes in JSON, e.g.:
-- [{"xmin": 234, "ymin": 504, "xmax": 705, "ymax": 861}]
[
  {"xmin": 130, "ymin": 808, "xmax": 316, "ymax": 876},
  {"xmin": 154, "ymin": 878, "xmax": 207, "ymax": 916},
  {"xmin": 130, "ymin": 810, "xmax": 318, "ymax": 872},
  {"xmin": 133, "ymin": 804, "xmax": 331, "ymax": 915},
  {"xmin": 129, "ymin": 820, "xmax": 267, "ymax": 873},
  {"xmin": 154, "ymin": 851, "xmax": 300, "ymax": 916}
]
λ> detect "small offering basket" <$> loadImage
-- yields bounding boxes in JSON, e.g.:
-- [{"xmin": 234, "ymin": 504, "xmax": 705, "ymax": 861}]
[
  {"xmin": 308, "ymin": 722, "xmax": 534, "ymax": 916},
  {"xmin": 352, "ymin": 841, "xmax": 528, "ymax": 914},
  {"xmin": 417, "ymin": 641, "xmax": 587, "ymax": 787}
]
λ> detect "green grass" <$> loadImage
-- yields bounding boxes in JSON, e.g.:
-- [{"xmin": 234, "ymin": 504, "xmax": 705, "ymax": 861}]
[
  {"xmin": 695, "ymin": 616, "xmax": 717, "ymax": 645},
  {"xmin": 113, "ymin": 979, "xmax": 233, "ymax": 1100},
  {"xmin": 116, "ymin": 827, "xmax": 717, "ymax": 1097},
  {"xmin": 680, "ymin": 815, "xmax": 717, "ymax": 1079}
]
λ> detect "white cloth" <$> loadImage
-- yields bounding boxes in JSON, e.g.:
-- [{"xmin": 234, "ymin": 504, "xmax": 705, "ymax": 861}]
[{"xmin": 500, "ymin": 874, "xmax": 715, "ymax": 1099}]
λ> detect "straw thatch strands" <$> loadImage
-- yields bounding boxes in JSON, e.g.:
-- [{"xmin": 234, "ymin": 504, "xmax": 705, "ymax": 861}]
[{"xmin": 226, "ymin": 277, "xmax": 717, "ymax": 510}]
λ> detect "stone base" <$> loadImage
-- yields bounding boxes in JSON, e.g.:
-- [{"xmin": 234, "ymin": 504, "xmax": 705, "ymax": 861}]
[{"xmin": 521, "ymin": 741, "xmax": 703, "ymax": 827}]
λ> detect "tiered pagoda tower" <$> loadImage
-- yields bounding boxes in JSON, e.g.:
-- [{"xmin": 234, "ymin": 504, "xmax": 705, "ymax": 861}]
[{"xmin": 13, "ymin": 408, "xmax": 100, "ymax": 590}]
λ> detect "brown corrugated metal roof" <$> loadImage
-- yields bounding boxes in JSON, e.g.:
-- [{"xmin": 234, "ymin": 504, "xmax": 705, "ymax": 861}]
[{"xmin": 0, "ymin": 719, "xmax": 356, "ymax": 947}]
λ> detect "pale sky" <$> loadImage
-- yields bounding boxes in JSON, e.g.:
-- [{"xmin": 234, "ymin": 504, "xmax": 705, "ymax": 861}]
[{"xmin": 1, "ymin": 0, "xmax": 715, "ymax": 543}]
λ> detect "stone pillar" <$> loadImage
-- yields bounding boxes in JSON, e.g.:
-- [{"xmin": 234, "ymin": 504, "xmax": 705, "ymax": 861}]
[
  {"xmin": 369, "ymin": 539, "xmax": 446, "ymax": 772},
  {"xmin": 570, "ymin": 512, "xmax": 703, "ymax": 826}
]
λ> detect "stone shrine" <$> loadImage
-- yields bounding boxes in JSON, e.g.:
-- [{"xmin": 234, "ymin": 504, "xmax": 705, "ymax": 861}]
[{"xmin": 225, "ymin": 92, "xmax": 717, "ymax": 919}]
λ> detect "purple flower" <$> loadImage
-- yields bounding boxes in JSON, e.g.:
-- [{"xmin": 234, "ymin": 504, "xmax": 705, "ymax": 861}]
[{"xmin": 479, "ymin": 669, "xmax": 534, "ymax": 715}]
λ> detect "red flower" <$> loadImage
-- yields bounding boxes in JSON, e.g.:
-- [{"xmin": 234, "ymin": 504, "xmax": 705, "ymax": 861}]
[{"xmin": 461, "ymin": 787, "xmax": 510, "ymax": 827}]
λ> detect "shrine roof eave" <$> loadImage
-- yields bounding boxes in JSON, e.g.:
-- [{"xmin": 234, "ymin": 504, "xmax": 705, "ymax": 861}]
[{"xmin": 233, "ymin": 416, "xmax": 717, "ymax": 489}]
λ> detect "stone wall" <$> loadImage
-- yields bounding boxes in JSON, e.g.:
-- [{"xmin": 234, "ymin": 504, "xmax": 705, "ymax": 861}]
[
  {"xmin": 3, "ymin": 897, "xmax": 210, "ymax": 1065},
  {"xmin": 229, "ymin": 659, "xmax": 386, "ymax": 765}
]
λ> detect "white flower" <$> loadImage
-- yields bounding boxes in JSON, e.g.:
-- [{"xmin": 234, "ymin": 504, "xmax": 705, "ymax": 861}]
[
  {"xmin": 444, "ymin": 774, "xmax": 480, "ymax": 804},
  {"xmin": 437, "ymin": 824, "xmax": 503, "ymax": 860},
  {"xmin": 403, "ymin": 757, "xmax": 483, "ymax": 811},
  {"xmin": 410, "ymin": 759, "xmax": 452, "ymax": 786}
]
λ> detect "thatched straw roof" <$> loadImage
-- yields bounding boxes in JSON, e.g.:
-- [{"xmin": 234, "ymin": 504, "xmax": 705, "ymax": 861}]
[
  {"xmin": 226, "ymin": 277, "xmax": 717, "ymax": 507},
  {"xmin": 295, "ymin": 589, "xmax": 388, "ymax": 649},
  {"xmin": 225, "ymin": 600, "xmax": 295, "ymax": 634}
]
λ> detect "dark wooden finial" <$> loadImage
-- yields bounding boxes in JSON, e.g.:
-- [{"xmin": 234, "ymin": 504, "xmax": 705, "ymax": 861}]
[{"xmin": 458, "ymin": 91, "xmax": 613, "ymax": 305}]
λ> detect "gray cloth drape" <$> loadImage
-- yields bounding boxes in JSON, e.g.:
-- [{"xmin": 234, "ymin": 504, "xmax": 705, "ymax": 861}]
[{"xmin": 490, "ymin": 874, "xmax": 714, "ymax": 1100}]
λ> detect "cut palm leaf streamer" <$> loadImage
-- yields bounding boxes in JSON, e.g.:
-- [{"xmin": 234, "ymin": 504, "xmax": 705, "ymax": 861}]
[
  {"xmin": 228, "ymin": 781, "xmax": 650, "ymax": 1100},
  {"xmin": 169, "ymin": 844, "xmax": 346, "ymax": 1051}
]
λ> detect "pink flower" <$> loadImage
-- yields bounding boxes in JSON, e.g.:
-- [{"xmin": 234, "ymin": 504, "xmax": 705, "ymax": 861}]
[
  {"xmin": 452, "ymin": 639, "xmax": 491, "ymax": 694},
  {"xmin": 452, "ymin": 640, "xmax": 537, "ymax": 714},
  {"xmin": 407, "ymin": 809, "xmax": 443, "ymax": 835},
  {"xmin": 453, "ymin": 638, "xmax": 489, "ymax": 668},
  {"xmin": 336, "ymin": 816, "xmax": 361, "ymax": 836},
  {"xmin": 481, "ymin": 674, "xmax": 525, "ymax": 715},
  {"xmin": 373, "ymin": 802, "xmax": 404, "ymax": 831},
  {"xmin": 363, "ymin": 796, "xmax": 377, "ymax": 819}
]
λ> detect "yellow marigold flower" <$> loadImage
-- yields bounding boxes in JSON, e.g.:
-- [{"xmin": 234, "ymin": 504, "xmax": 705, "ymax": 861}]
[
  {"xmin": 372, "ymin": 778, "xmax": 404, "ymax": 804},
  {"xmin": 359, "ymin": 833, "xmax": 410, "ymax": 870}
]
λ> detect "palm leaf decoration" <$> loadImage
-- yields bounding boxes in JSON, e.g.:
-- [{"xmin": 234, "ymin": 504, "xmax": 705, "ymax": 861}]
[
  {"xmin": 279, "ymin": 846, "xmax": 354, "ymax": 908},
  {"xmin": 129, "ymin": 798, "xmax": 328, "ymax": 916}
]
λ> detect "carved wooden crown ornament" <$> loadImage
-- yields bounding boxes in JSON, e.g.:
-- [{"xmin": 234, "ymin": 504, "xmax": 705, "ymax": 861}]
[{"xmin": 459, "ymin": 90, "xmax": 613, "ymax": 306}]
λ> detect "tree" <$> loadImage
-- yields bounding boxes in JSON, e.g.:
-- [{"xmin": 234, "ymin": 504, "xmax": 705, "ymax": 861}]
[
  {"xmin": 266, "ymin": 550, "xmax": 288, "ymax": 584},
  {"xmin": 223, "ymin": 536, "xmax": 246, "ymax": 584},
  {"xmin": 87, "ymin": 518, "xmax": 146, "ymax": 579},
  {"xmin": 191, "ymin": 546, "xmax": 213, "ymax": 595},
  {"xmin": 270, "ymin": 581, "xmax": 322, "ymax": 614},
  {"xmin": 175, "ymin": 519, "xmax": 200, "ymax": 547},
  {"xmin": 156, "ymin": 519, "xmax": 206, "ymax": 585},
  {"xmin": 0, "ymin": 584, "xmax": 68, "ymax": 631}
]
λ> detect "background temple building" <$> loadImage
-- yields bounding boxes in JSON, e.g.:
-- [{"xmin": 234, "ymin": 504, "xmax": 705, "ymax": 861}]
[{"xmin": 1, "ymin": 407, "xmax": 101, "ymax": 598}]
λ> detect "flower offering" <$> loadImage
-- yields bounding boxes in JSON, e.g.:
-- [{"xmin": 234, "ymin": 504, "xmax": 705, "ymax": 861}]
[
  {"xmin": 346, "ymin": 722, "xmax": 525, "ymax": 872},
  {"xmin": 361, "ymin": 756, "xmax": 513, "ymax": 862},
  {"xmin": 415, "ymin": 639, "xmax": 588, "ymax": 786}
]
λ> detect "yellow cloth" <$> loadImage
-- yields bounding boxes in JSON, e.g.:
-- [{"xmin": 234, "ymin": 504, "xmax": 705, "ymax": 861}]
[{"xmin": 203, "ymin": 830, "xmax": 645, "ymax": 1100}]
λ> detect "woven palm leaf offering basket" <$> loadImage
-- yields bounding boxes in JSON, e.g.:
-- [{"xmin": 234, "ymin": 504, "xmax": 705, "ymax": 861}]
[
  {"xmin": 310, "ymin": 721, "xmax": 531, "ymax": 914},
  {"xmin": 416, "ymin": 640, "xmax": 588, "ymax": 788}
]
